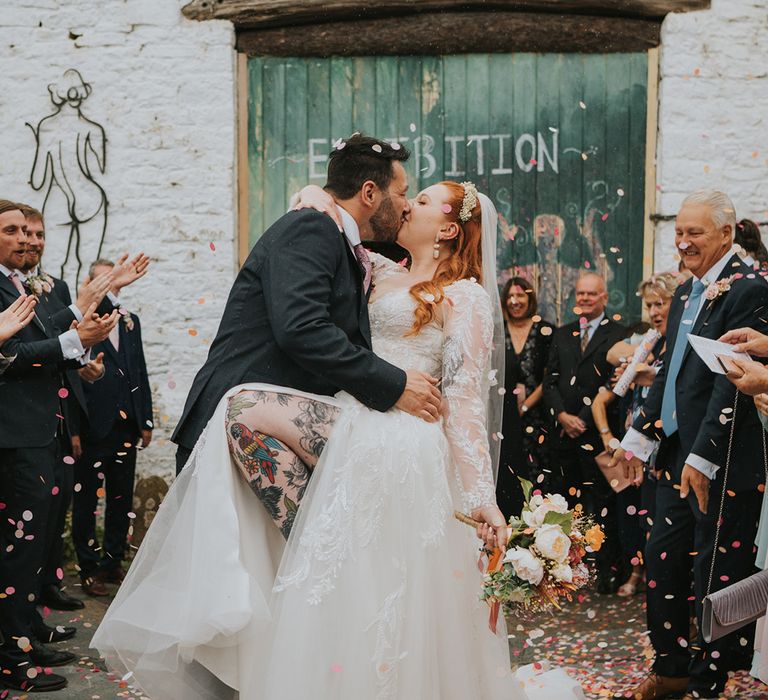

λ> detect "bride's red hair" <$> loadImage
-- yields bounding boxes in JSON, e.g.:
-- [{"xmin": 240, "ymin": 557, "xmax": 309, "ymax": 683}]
[{"xmin": 407, "ymin": 181, "xmax": 484, "ymax": 335}]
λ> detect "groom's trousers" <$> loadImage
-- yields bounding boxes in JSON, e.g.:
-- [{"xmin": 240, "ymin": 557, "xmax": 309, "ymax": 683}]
[{"xmin": 646, "ymin": 433, "xmax": 760, "ymax": 695}]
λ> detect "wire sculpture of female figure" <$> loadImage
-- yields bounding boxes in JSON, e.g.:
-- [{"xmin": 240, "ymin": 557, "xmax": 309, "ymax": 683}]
[{"xmin": 27, "ymin": 69, "xmax": 108, "ymax": 285}]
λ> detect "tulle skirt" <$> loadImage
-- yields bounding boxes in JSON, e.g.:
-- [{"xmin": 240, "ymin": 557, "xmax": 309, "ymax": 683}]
[{"xmin": 92, "ymin": 385, "xmax": 584, "ymax": 700}]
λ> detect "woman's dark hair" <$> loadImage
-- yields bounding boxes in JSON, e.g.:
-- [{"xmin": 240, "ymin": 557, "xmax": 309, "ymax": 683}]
[
  {"xmin": 735, "ymin": 219, "xmax": 768, "ymax": 264},
  {"xmin": 500, "ymin": 276, "xmax": 537, "ymax": 321},
  {"xmin": 325, "ymin": 133, "xmax": 410, "ymax": 199}
]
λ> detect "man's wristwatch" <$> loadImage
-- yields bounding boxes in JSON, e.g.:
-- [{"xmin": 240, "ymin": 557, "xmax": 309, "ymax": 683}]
[{"xmin": 599, "ymin": 427, "xmax": 610, "ymax": 434}]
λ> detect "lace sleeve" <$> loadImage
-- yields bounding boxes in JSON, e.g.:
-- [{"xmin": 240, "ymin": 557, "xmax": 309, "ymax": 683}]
[
  {"xmin": 442, "ymin": 280, "xmax": 497, "ymax": 513},
  {"xmin": 368, "ymin": 251, "xmax": 407, "ymax": 285}
]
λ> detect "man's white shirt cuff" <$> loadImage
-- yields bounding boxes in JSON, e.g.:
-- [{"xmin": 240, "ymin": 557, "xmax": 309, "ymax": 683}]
[
  {"xmin": 68, "ymin": 304, "xmax": 83, "ymax": 322},
  {"xmin": 620, "ymin": 427, "xmax": 657, "ymax": 462},
  {"xmin": 107, "ymin": 291, "xmax": 121, "ymax": 307},
  {"xmin": 686, "ymin": 453, "xmax": 719, "ymax": 479},
  {"xmin": 59, "ymin": 329, "xmax": 89, "ymax": 365}
]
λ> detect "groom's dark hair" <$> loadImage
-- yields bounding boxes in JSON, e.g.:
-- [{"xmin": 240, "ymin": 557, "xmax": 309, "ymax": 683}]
[{"xmin": 324, "ymin": 133, "xmax": 410, "ymax": 200}]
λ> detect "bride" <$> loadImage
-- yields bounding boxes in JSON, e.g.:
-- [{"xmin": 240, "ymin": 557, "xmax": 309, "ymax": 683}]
[{"xmin": 92, "ymin": 182, "xmax": 584, "ymax": 700}]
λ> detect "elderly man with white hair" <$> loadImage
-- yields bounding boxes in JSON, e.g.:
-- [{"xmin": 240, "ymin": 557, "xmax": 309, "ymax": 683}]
[{"xmin": 609, "ymin": 190, "xmax": 768, "ymax": 699}]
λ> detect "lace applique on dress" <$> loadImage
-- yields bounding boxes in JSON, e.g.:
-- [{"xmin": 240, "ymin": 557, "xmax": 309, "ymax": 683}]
[{"xmin": 365, "ymin": 558, "xmax": 408, "ymax": 700}]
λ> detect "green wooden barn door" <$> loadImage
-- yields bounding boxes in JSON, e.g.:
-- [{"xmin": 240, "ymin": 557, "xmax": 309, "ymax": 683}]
[{"xmin": 247, "ymin": 53, "xmax": 649, "ymax": 325}]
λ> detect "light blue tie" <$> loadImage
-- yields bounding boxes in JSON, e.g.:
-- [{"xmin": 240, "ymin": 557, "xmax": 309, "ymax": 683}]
[{"xmin": 660, "ymin": 279, "xmax": 706, "ymax": 436}]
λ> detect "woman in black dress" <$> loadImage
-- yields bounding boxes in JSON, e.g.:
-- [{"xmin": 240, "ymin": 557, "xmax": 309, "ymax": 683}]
[{"xmin": 495, "ymin": 276, "xmax": 554, "ymax": 518}]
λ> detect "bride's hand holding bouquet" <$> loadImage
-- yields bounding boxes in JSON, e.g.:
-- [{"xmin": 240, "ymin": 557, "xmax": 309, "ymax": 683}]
[{"xmin": 457, "ymin": 478, "xmax": 605, "ymax": 631}]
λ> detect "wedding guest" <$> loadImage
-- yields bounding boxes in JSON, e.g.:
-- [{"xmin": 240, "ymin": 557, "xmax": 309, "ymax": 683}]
[
  {"xmin": 591, "ymin": 272, "xmax": 679, "ymax": 598},
  {"xmin": 0, "ymin": 199, "xmax": 117, "ymax": 693},
  {"xmin": 543, "ymin": 272, "xmax": 626, "ymax": 593},
  {"xmin": 73, "ymin": 259, "xmax": 153, "ymax": 596},
  {"xmin": 612, "ymin": 190, "xmax": 768, "ymax": 700},
  {"xmin": 495, "ymin": 276, "xmax": 554, "ymax": 517},
  {"xmin": 17, "ymin": 205, "xmax": 90, "ymax": 614},
  {"xmin": 734, "ymin": 218, "xmax": 768, "ymax": 267}
]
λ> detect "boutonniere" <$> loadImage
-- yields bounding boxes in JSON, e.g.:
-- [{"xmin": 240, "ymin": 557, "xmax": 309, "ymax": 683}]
[
  {"xmin": 704, "ymin": 273, "xmax": 740, "ymax": 303},
  {"xmin": 25, "ymin": 272, "xmax": 54, "ymax": 297},
  {"xmin": 119, "ymin": 307, "xmax": 135, "ymax": 331}
]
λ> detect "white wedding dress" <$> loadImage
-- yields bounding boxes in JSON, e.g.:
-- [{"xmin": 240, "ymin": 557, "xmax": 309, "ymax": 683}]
[{"xmin": 92, "ymin": 256, "xmax": 584, "ymax": 700}]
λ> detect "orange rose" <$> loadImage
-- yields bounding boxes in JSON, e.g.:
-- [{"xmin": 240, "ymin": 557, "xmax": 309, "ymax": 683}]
[{"xmin": 584, "ymin": 525, "xmax": 605, "ymax": 552}]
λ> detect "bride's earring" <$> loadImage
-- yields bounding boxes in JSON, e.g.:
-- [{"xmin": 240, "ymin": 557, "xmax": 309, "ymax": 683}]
[{"xmin": 433, "ymin": 233, "xmax": 441, "ymax": 259}]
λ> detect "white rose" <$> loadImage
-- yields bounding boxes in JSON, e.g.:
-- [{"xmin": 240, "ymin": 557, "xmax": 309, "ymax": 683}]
[
  {"xmin": 543, "ymin": 493, "xmax": 569, "ymax": 514},
  {"xmin": 551, "ymin": 563, "xmax": 573, "ymax": 583},
  {"xmin": 522, "ymin": 494, "xmax": 568, "ymax": 528},
  {"xmin": 504, "ymin": 547, "xmax": 544, "ymax": 586},
  {"xmin": 534, "ymin": 524, "xmax": 572, "ymax": 563}
]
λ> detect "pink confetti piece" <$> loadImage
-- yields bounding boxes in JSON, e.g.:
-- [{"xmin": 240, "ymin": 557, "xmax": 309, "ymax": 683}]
[
  {"xmin": 63, "ymin": 456, "xmax": 75, "ymax": 465},
  {"xmin": 57, "ymin": 387, "xmax": 69, "ymax": 399},
  {"xmin": 209, "ymin": 242, "xmax": 216, "ymax": 252},
  {"xmin": 442, "ymin": 204, "xmax": 452, "ymax": 214}
]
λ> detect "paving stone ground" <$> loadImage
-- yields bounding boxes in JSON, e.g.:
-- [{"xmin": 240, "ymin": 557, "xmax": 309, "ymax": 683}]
[{"xmin": 6, "ymin": 576, "xmax": 768, "ymax": 699}]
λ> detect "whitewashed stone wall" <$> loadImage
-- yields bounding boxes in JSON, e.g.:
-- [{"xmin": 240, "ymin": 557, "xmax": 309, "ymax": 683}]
[
  {"xmin": 0, "ymin": 1, "xmax": 237, "ymax": 478},
  {"xmin": 654, "ymin": 0, "xmax": 768, "ymax": 271}
]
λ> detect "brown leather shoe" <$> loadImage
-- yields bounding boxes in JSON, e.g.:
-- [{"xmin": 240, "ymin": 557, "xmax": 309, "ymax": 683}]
[
  {"xmin": 81, "ymin": 575, "xmax": 109, "ymax": 597},
  {"xmin": 99, "ymin": 566, "xmax": 126, "ymax": 584},
  {"xmin": 625, "ymin": 673, "xmax": 689, "ymax": 700}
]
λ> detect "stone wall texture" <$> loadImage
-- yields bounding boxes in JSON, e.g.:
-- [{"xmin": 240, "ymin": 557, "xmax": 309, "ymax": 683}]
[
  {"xmin": 654, "ymin": 0, "xmax": 768, "ymax": 271},
  {"xmin": 0, "ymin": 0, "xmax": 237, "ymax": 478}
]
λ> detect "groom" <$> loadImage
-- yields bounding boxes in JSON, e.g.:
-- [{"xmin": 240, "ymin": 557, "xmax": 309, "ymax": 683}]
[{"xmin": 172, "ymin": 134, "xmax": 443, "ymax": 531}]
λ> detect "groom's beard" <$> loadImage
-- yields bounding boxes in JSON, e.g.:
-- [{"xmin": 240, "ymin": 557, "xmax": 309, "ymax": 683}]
[{"xmin": 369, "ymin": 195, "xmax": 401, "ymax": 243}]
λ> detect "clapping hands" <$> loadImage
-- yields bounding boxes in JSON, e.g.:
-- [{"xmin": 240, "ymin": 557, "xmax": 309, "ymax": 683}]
[
  {"xmin": 0, "ymin": 295, "xmax": 37, "ymax": 345},
  {"xmin": 74, "ymin": 303, "xmax": 119, "ymax": 347},
  {"xmin": 79, "ymin": 351, "xmax": 105, "ymax": 382}
]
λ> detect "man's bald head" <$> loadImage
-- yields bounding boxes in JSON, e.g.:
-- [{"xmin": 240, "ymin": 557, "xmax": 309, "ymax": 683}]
[{"xmin": 575, "ymin": 272, "xmax": 608, "ymax": 320}]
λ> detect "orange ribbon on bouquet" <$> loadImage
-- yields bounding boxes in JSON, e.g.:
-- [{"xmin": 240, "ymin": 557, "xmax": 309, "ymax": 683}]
[{"xmin": 454, "ymin": 511, "xmax": 505, "ymax": 634}]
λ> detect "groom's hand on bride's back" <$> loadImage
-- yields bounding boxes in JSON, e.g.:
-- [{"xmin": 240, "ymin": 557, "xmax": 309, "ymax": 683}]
[{"xmin": 395, "ymin": 370, "xmax": 441, "ymax": 422}]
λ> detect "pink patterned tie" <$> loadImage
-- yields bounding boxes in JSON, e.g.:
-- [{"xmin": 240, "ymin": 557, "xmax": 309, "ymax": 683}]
[
  {"xmin": 8, "ymin": 272, "xmax": 25, "ymax": 295},
  {"xmin": 353, "ymin": 244, "xmax": 372, "ymax": 294}
]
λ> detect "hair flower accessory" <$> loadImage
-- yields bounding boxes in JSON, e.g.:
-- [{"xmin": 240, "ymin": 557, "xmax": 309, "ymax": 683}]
[{"xmin": 458, "ymin": 182, "xmax": 478, "ymax": 223}]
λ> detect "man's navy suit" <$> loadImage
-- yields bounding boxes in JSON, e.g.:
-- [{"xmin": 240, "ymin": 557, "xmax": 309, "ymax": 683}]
[
  {"xmin": 631, "ymin": 255, "xmax": 768, "ymax": 694},
  {"xmin": 73, "ymin": 302, "xmax": 152, "ymax": 578}
]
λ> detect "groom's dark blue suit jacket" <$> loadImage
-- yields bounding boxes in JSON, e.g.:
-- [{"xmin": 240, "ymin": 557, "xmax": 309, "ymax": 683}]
[
  {"xmin": 172, "ymin": 209, "xmax": 406, "ymax": 453},
  {"xmin": 632, "ymin": 255, "xmax": 768, "ymax": 491}
]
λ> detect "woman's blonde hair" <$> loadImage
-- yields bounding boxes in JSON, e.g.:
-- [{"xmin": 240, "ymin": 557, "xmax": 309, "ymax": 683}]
[{"xmin": 636, "ymin": 270, "xmax": 689, "ymax": 300}]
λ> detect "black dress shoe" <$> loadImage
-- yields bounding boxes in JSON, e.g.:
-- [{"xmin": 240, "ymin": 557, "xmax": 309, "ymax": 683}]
[
  {"xmin": 39, "ymin": 584, "xmax": 85, "ymax": 611},
  {"xmin": 28, "ymin": 640, "xmax": 76, "ymax": 667},
  {"xmin": 596, "ymin": 576, "xmax": 620, "ymax": 595},
  {"xmin": 32, "ymin": 619, "xmax": 77, "ymax": 643},
  {"xmin": 0, "ymin": 667, "xmax": 68, "ymax": 692}
]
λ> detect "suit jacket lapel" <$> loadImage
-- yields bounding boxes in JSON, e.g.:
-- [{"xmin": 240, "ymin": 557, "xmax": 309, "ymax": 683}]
[
  {"xmin": 664, "ymin": 281, "xmax": 688, "ymax": 361},
  {"xmin": 580, "ymin": 322, "xmax": 607, "ymax": 363},
  {"xmin": 681, "ymin": 255, "xmax": 742, "ymax": 366},
  {"xmin": 342, "ymin": 234, "xmax": 372, "ymax": 349}
]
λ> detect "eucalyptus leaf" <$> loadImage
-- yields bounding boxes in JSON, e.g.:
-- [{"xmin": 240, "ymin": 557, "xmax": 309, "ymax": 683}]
[{"xmin": 543, "ymin": 510, "xmax": 573, "ymax": 535}]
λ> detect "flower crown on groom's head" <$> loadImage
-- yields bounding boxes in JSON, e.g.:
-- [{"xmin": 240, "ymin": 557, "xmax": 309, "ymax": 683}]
[{"xmin": 459, "ymin": 182, "xmax": 478, "ymax": 223}]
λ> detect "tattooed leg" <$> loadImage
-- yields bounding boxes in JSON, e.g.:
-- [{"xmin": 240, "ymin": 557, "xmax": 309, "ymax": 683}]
[{"xmin": 225, "ymin": 391, "xmax": 340, "ymax": 538}]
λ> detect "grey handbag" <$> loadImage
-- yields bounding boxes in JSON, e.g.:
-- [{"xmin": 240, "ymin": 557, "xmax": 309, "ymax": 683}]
[{"xmin": 702, "ymin": 394, "xmax": 768, "ymax": 643}]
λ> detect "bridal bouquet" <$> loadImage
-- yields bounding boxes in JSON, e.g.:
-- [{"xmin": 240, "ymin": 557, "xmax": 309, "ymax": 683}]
[{"xmin": 463, "ymin": 479, "xmax": 604, "ymax": 630}]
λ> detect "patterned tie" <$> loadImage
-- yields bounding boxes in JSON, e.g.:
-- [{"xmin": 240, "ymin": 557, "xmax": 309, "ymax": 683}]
[
  {"xmin": 8, "ymin": 272, "xmax": 25, "ymax": 295},
  {"xmin": 660, "ymin": 279, "xmax": 706, "ymax": 436},
  {"xmin": 580, "ymin": 323, "xmax": 590, "ymax": 354},
  {"xmin": 353, "ymin": 243, "xmax": 372, "ymax": 294}
]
